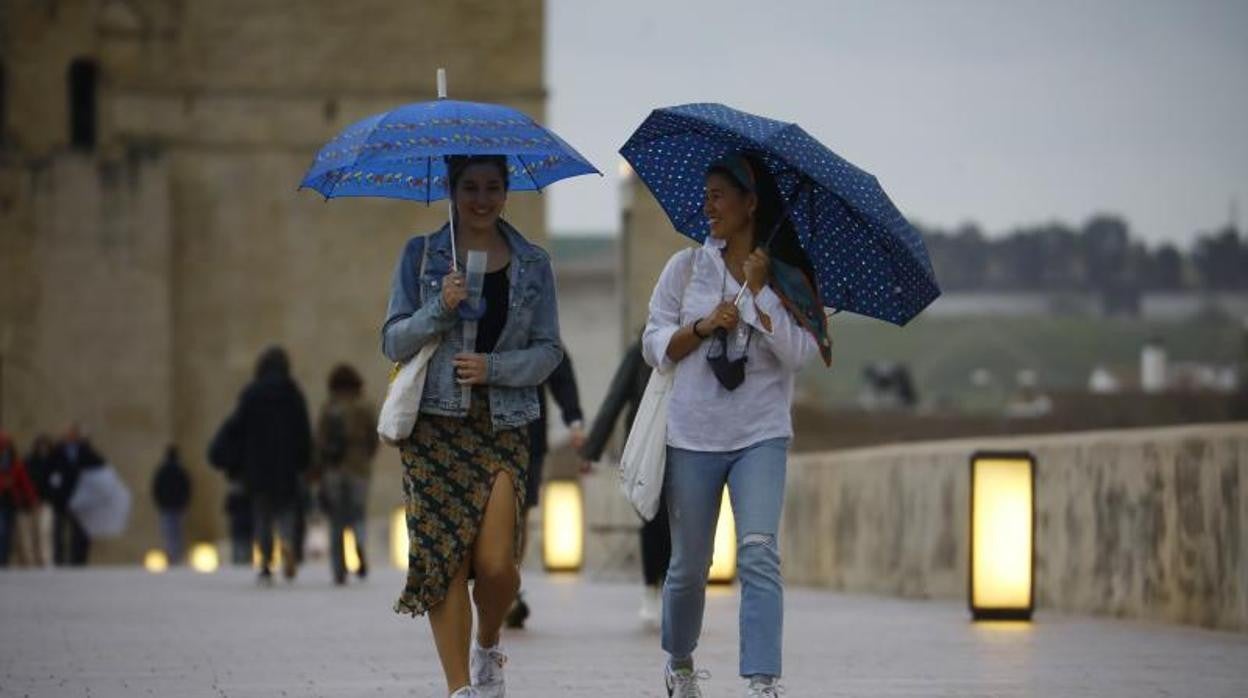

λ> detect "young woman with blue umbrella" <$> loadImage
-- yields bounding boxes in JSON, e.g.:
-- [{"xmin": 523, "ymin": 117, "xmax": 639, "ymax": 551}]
[{"xmin": 302, "ymin": 71, "xmax": 598, "ymax": 698}]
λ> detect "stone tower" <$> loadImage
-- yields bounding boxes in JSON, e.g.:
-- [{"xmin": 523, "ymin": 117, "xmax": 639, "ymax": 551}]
[{"xmin": 0, "ymin": 0, "xmax": 546, "ymax": 563}]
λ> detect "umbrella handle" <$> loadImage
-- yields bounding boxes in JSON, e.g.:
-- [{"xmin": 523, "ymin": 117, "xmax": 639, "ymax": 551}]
[{"xmin": 448, "ymin": 198, "xmax": 457, "ymax": 272}]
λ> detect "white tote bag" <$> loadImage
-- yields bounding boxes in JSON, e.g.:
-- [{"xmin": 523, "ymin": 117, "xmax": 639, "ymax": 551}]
[
  {"xmin": 378, "ymin": 236, "xmax": 441, "ymax": 446},
  {"xmin": 377, "ymin": 341, "xmax": 439, "ymax": 446},
  {"xmin": 618, "ymin": 249, "xmax": 697, "ymax": 521},
  {"xmin": 618, "ymin": 368, "xmax": 675, "ymax": 521}
]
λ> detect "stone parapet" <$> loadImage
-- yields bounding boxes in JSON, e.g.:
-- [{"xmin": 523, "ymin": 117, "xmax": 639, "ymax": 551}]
[{"xmin": 782, "ymin": 422, "xmax": 1248, "ymax": 631}]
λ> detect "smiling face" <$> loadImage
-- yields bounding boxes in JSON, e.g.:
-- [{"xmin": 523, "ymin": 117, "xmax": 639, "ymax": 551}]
[
  {"xmin": 704, "ymin": 171, "xmax": 756, "ymax": 242},
  {"xmin": 452, "ymin": 162, "xmax": 508, "ymax": 231}
]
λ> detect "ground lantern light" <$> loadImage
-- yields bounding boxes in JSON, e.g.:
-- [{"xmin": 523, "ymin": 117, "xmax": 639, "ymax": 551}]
[
  {"xmin": 708, "ymin": 489, "xmax": 736, "ymax": 584},
  {"xmin": 542, "ymin": 478, "xmax": 584, "ymax": 572},
  {"xmin": 143, "ymin": 549, "xmax": 168, "ymax": 573},
  {"xmin": 969, "ymin": 451, "xmax": 1035, "ymax": 620},
  {"xmin": 189, "ymin": 543, "xmax": 220, "ymax": 574}
]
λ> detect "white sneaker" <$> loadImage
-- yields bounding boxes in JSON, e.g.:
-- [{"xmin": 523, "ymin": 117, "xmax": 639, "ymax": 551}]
[
  {"xmin": 639, "ymin": 585, "xmax": 660, "ymax": 630},
  {"xmin": 449, "ymin": 687, "xmax": 479, "ymax": 698},
  {"xmin": 745, "ymin": 675, "xmax": 785, "ymax": 697},
  {"xmin": 470, "ymin": 640, "xmax": 507, "ymax": 697},
  {"xmin": 665, "ymin": 663, "xmax": 709, "ymax": 698}
]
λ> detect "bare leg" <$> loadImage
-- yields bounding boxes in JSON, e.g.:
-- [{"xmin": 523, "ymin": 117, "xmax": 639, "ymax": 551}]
[
  {"xmin": 428, "ymin": 557, "xmax": 473, "ymax": 694},
  {"xmin": 472, "ymin": 471, "xmax": 520, "ymax": 648}
]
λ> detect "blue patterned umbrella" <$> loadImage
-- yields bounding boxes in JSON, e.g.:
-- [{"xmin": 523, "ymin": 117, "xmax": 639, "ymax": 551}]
[
  {"xmin": 300, "ymin": 98, "xmax": 599, "ymax": 203},
  {"xmin": 620, "ymin": 103, "xmax": 940, "ymax": 327}
]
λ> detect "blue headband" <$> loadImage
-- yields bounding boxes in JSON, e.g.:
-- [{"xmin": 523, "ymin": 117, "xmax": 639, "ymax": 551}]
[{"xmin": 710, "ymin": 153, "xmax": 756, "ymax": 193}]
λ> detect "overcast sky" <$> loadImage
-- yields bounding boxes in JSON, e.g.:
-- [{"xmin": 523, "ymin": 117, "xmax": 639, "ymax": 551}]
[{"xmin": 544, "ymin": 0, "xmax": 1248, "ymax": 246}]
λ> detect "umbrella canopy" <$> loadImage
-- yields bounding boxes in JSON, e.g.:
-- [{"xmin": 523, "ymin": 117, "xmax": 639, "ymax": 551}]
[
  {"xmin": 67, "ymin": 465, "xmax": 132, "ymax": 539},
  {"xmin": 300, "ymin": 98, "xmax": 600, "ymax": 203},
  {"xmin": 620, "ymin": 103, "xmax": 940, "ymax": 327}
]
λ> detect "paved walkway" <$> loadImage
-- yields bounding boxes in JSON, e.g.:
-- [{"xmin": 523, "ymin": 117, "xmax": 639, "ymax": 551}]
[{"xmin": 1, "ymin": 566, "xmax": 1246, "ymax": 697}]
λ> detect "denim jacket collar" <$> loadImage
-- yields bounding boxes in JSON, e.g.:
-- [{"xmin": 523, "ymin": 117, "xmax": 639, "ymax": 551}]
[{"xmin": 423, "ymin": 219, "xmax": 546, "ymax": 272}]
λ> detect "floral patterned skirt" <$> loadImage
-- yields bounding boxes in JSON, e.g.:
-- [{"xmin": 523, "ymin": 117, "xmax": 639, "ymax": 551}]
[{"xmin": 393, "ymin": 389, "xmax": 528, "ymax": 617}]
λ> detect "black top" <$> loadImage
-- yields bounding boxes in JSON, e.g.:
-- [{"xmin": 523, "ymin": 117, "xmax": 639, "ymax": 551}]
[{"xmin": 475, "ymin": 265, "xmax": 510, "ymax": 354}]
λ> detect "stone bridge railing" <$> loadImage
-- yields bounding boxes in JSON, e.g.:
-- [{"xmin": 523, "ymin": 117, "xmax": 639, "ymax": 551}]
[{"xmin": 780, "ymin": 422, "xmax": 1247, "ymax": 631}]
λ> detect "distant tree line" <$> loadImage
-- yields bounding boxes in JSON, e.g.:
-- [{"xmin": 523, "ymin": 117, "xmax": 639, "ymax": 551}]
[{"xmin": 920, "ymin": 216, "xmax": 1247, "ymax": 293}]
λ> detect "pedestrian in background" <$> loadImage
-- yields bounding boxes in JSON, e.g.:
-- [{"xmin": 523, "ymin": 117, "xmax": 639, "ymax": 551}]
[
  {"xmin": 23, "ymin": 435, "xmax": 54, "ymax": 567},
  {"xmin": 0, "ymin": 431, "xmax": 40, "ymax": 567},
  {"xmin": 46, "ymin": 423, "xmax": 105, "ymax": 566},
  {"xmin": 313, "ymin": 363, "xmax": 378, "ymax": 586},
  {"xmin": 151, "ymin": 445, "xmax": 191, "ymax": 565},
  {"xmin": 579, "ymin": 337, "xmax": 670, "ymax": 630},
  {"xmin": 213, "ymin": 346, "xmax": 312, "ymax": 585}
]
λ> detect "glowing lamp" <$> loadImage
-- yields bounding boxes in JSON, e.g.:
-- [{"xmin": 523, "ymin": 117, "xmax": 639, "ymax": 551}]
[
  {"xmin": 144, "ymin": 549, "xmax": 169, "ymax": 573},
  {"xmin": 708, "ymin": 489, "xmax": 736, "ymax": 584},
  {"xmin": 189, "ymin": 543, "xmax": 220, "ymax": 574},
  {"xmin": 541, "ymin": 479, "xmax": 584, "ymax": 572},
  {"xmin": 969, "ymin": 451, "xmax": 1035, "ymax": 621}
]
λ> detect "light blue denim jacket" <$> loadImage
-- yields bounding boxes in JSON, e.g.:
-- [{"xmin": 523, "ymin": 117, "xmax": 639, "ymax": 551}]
[{"xmin": 381, "ymin": 220, "xmax": 563, "ymax": 431}]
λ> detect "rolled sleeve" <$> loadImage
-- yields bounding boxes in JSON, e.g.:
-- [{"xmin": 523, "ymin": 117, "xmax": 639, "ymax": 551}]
[
  {"xmin": 738, "ymin": 286, "xmax": 784, "ymax": 336},
  {"xmin": 739, "ymin": 285, "xmax": 817, "ymax": 371}
]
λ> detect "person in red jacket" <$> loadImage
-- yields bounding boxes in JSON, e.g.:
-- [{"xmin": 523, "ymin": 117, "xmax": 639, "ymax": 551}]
[{"xmin": 0, "ymin": 431, "xmax": 40, "ymax": 567}]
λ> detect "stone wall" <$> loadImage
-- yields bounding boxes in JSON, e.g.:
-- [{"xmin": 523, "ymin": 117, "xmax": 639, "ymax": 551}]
[{"xmin": 782, "ymin": 422, "xmax": 1248, "ymax": 631}]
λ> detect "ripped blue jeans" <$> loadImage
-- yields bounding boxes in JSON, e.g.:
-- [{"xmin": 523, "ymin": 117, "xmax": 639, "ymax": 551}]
[{"xmin": 662, "ymin": 437, "xmax": 789, "ymax": 678}]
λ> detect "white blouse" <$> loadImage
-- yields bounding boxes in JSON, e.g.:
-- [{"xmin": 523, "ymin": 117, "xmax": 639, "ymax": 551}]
[{"xmin": 642, "ymin": 238, "xmax": 819, "ymax": 452}]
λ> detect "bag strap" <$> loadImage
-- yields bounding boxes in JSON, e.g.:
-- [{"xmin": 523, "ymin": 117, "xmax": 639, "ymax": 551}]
[{"xmin": 677, "ymin": 247, "xmax": 699, "ymax": 312}]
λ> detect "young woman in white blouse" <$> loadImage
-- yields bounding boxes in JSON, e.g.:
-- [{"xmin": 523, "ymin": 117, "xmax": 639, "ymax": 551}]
[{"xmin": 643, "ymin": 153, "xmax": 819, "ymax": 698}]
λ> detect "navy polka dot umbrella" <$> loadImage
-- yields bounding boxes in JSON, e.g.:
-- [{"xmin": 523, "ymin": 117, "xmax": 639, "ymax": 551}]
[{"xmin": 620, "ymin": 102, "xmax": 940, "ymax": 327}]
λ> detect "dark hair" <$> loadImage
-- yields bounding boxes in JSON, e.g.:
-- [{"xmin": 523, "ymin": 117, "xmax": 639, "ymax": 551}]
[
  {"xmin": 446, "ymin": 155, "xmax": 510, "ymax": 192},
  {"xmin": 255, "ymin": 345, "xmax": 290, "ymax": 380},
  {"xmin": 328, "ymin": 363, "xmax": 364, "ymax": 397},
  {"xmin": 708, "ymin": 153, "xmax": 819, "ymax": 293}
]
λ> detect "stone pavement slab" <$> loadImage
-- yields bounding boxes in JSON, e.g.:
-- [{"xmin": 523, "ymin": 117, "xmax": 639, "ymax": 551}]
[{"xmin": 1, "ymin": 566, "xmax": 1246, "ymax": 697}]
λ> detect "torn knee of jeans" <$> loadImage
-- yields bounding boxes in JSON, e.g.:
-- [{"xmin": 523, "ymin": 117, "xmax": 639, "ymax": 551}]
[{"xmin": 740, "ymin": 533, "xmax": 775, "ymax": 549}]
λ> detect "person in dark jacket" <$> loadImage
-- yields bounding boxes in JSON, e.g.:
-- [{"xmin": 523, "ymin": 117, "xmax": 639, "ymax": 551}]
[
  {"xmin": 0, "ymin": 431, "xmax": 40, "ymax": 567},
  {"xmin": 505, "ymin": 353, "xmax": 585, "ymax": 629},
  {"xmin": 150, "ymin": 445, "xmax": 192, "ymax": 565},
  {"xmin": 579, "ymin": 338, "xmax": 671, "ymax": 629},
  {"xmin": 219, "ymin": 346, "xmax": 312, "ymax": 584},
  {"xmin": 45, "ymin": 423, "xmax": 104, "ymax": 566}
]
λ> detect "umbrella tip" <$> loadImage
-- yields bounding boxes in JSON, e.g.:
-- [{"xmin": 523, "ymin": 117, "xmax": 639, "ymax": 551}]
[{"xmin": 437, "ymin": 68, "xmax": 447, "ymax": 99}]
